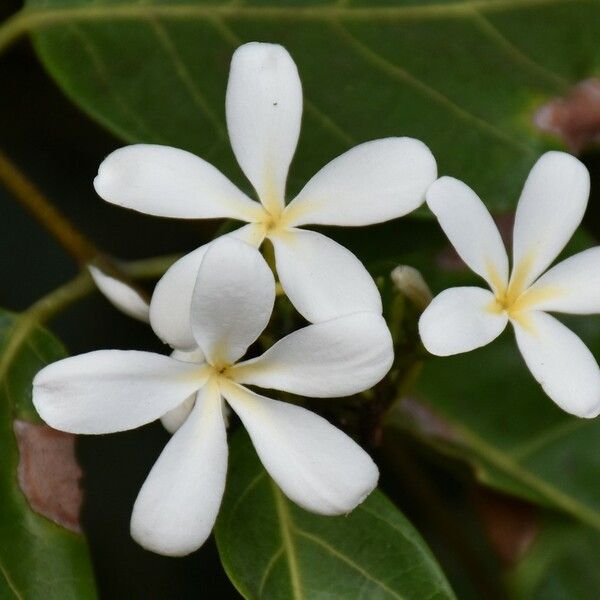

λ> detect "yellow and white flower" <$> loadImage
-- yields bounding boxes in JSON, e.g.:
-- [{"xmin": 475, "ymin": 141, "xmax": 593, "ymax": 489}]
[
  {"xmin": 419, "ymin": 151, "xmax": 600, "ymax": 417},
  {"xmin": 33, "ymin": 239, "xmax": 393, "ymax": 556},
  {"xmin": 94, "ymin": 42, "xmax": 437, "ymax": 350}
]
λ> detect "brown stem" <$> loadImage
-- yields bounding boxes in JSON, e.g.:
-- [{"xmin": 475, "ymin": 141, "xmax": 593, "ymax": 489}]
[{"xmin": 0, "ymin": 148, "xmax": 99, "ymax": 263}]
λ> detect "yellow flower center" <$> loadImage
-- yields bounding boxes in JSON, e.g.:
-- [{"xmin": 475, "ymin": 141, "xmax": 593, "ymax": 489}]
[
  {"xmin": 486, "ymin": 254, "xmax": 563, "ymax": 333},
  {"xmin": 257, "ymin": 202, "xmax": 296, "ymax": 238}
]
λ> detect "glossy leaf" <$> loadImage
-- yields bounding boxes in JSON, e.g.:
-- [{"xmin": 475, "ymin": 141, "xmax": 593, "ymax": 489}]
[
  {"xmin": 0, "ymin": 309, "xmax": 97, "ymax": 599},
  {"xmin": 24, "ymin": 0, "xmax": 599, "ymax": 212},
  {"xmin": 389, "ymin": 315, "xmax": 600, "ymax": 532},
  {"xmin": 215, "ymin": 429, "xmax": 455, "ymax": 599}
]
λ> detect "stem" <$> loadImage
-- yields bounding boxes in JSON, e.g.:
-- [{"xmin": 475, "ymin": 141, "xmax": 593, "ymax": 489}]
[
  {"xmin": 0, "ymin": 149, "xmax": 99, "ymax": 263},
  {"xmin": 0, "ymin": 11, "xmax": 27, "ymax": 57},
  {"xmin": 25, "ymin": 271, "xmax": 94, "ymax": 325},
  {"xmin": 25, "ymin": 253, "xmax": 179, "ymax": 322},
  {"xmin": 0, "ymin": 271, "xmax": 93, "ymax": 382},
  {"xmin": 0, "ymin": 251, "xmax": 180, "ymax": 381},
  {"xmin": 119, "ymin": 254, "xmax": 181, "ymax": 280}
]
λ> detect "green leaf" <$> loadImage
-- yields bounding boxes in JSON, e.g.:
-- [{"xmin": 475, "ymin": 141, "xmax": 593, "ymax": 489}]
[
  {"xmin": 0, "ymin": 309, "xmax": 97, "ymax": 599},
  {"xmin": 215, "ymin": 429, "xmax": 455, "ymax": 599},
  {"xmin": 388, "ymin": 315, "xmax": 600, "ymax": 533},
  {"xmin": 508, "ymin": 515, "xmax": 600, "ymax": 599},
  {"xmin": 21, "ymin": 0, "xmax": 599, "ymax": 212}
]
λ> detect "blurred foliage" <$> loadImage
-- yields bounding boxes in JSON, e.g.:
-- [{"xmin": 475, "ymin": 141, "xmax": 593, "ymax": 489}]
[{"xmin": 507, "ymin": 515, "xmax": 600, "ymax": 599}]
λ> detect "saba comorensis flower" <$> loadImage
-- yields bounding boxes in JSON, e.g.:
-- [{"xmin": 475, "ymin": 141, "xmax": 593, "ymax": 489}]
[
  {"xmin": 93, "ymin": 41, "xmax": 437, "ymax": 351},
  {"xmin": 420, "ymin": 151, "xmax": 600, "ymax": 418},
  {"xmin": 33, "ymin": 238, "xmax": 393, "ymax": 556}
]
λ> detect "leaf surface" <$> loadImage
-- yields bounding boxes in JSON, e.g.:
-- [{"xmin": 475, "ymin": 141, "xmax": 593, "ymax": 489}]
[
  {"xmin": 0, "ymin": 309, "xmax": 97, "ymax": 599},
  {"xmin": 21, "ymin": 0, "xmax": 600, "ymax": 211},
  {"xmin": 215, "ymin": 429, "xmax": 455, "ymax": 599}
]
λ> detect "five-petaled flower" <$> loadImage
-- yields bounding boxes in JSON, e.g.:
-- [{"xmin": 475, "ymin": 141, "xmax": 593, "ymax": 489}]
[
  {"xmin": 93, "ymin": 42, "xmax": 437, "ymax": 351},
  {"xmin": 33, "ymin": 238, "xmax": 393, "ymax": 556},
  {"xmin": 419, "ymin": 151, "xmax": 600, "ymax": 418}
]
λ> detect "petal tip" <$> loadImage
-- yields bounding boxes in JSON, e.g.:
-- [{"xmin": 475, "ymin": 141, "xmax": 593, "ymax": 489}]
[
  {"xmin": 532, "ymin": 150, "xmax": 590, "ymax": 192},
  {"xmin": 425, "ymin": 176, "xmax": 467, "ymax": 212},
  {"xmin": 130, "ymin": 522, "xmax": 200, "ymax": 557},
  {"xmin": 94, "ymin": 153, "xmax": 124, "ymax": 202},
  {"xmin": 232, "ymin": 41, "xmax": 292, "ymax": 64}
]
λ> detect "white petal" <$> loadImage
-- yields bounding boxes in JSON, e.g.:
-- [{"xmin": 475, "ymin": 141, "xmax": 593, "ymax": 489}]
[
  {"xmin": 272, "ymin": 229, "xmax": 382, "ymax": 323},
  {"xmin": 160, "ymin": 349, "xmax": 205, "ymax": 433},
  {"xmin": 32, "ymin": 351, "xmax": 208, "ymax": 434},
  {"xmin": 161, "ymin": 396, "xmax": 195, "ymax": 434},
  {"xmin": 149, "ymin": 224, "xmax": 267, "ymax": 350},
  {"xmin": 426, "ymin": 177, "xmax": 508, "ymax": 294},
  {"xmin": 284, "ymin": 138, "xmax": 436, "ymax": 227},
  {"xmin": 89, "ymin": 265, "xmax": 150, "ymax": 323},
  {"xmin": 191, "ymin": 237, "xmax": 275, "ymax": 365},
  {"xmin": 226, "ymin": 43, "xmax": 302, "ymax": 214},
  {"xmin": 231, "ymin": 312, "xmax": 393, "ymax": 397},
  {"xmin": 419, "ymin": 287, "xmax": 508, "ymax": 356},
  {"xmin": 131, "ymin": 382, "xmax": 228, "ymax": 556},
  {"xmin": 171, "ymin": 347, "xmax": 206, "ymax": 364},
  {"xmin": 513, "ymin": 311, "xmax": 600, "ymax": 417},
  {"xmin": 94, "ymin": 144, "xmax": 264, "ymax": 222},
  {"xmin": 221, "ymin": 382, "xmax": 378, "ymax": 515},
  {"xmin": 523, "ymin": 247, "xmax": 600, "ymax": 314},
  {"xmin": 512, "ymin": 152, "xmax": 590, "ymax": 290}
]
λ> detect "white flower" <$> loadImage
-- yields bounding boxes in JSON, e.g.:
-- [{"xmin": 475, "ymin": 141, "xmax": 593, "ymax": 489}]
[
  {"xmin": 33, "ymin": 238, "xmax": 393, "ymax": 556},
  {"xmin": 93, "ymin": 42, "xmax": 437, "ymax": 351},
  {"xmin": 419, "ymin": 151, "xmax": 600, "ymax": 418},
  {"xmin": 88, "ymin": 267, "xmax": 222, "ymax": 432},
  {"xmin": 88, "ymin": 265, "xmax": 150, "ymax": 323}
]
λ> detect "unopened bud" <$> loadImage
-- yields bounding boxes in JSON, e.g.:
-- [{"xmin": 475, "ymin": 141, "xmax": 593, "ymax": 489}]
[{"xmin": 391, "ymin": 265, "xmax": 433, "ymax": 311}]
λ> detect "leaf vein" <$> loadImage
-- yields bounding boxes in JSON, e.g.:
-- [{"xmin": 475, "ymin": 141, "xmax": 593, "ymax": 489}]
[
  {"xmin": 258, "ymin": 544, "xmax": 284, "ymax": 596},
  {"xmin": 12, "ymin": 0, "xmax": 598, "ymax": 32},
  {"xmin": 332, "ymin": 22, "xmax": 534, "ymax": 154},
  {"xmin": 67, "ymin": 23, "xmax": 170, "ymax": 144},
  {"xmin": 209, "ymin": 16, "xmax": 356, "ymax": 147},
  {"xmin": 147, "ymin": 16, "xmax": 228, "ymax": 138},
  {"xmin": 227, "ymin": 470, "xmax": 266, "ymax": 525},
  {"xmin": 0, "ymin": 556, "xmax": 24, "ymax": 600},
  {"xmin": 469, "ymin": 11, "xmax": 570, "ymax": 91},
  {"xmin": 407, "ymin": 418, "xmax": 600, "ymax": 530},
  {"xmin": 293, "ymin": 525, "xmax": 404, "ymax": 599},
  {"xmin": 509, "ymin": 418, "xmax": 593, "ymax": 460}
]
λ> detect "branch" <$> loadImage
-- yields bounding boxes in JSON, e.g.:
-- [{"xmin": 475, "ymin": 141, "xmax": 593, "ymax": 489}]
[
  {"xmin": 0, "ymin": 149, "xmax": 99, "ymax": 263},
  {"xmin": 120, "ymin": 254, "xmax": 181, "ymax": 280},
  {"xmin": 3, "ymin": 251, "xmax": 180, "ymax": 368},
  {"xmin": 0, "ymin": 11, "xmax": 28, "ymax": 57}
]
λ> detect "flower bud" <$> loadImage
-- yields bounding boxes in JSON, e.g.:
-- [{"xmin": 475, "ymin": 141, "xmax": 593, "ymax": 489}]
[{"xmin": 391, "ymin": 265, "xmax": 432, "ymax": 311}]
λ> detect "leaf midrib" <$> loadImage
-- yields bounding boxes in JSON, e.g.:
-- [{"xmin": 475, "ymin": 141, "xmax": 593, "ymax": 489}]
[
  {"xmin": 2, "ymin": 0, "xmax": 581, "ymax": 156},
  {"xmin": 398, "ymin": 412, "xmax": 600, "ymax": 531},
  {"xmin": 8, "ymin": 0, "xmax": 596, "ymax": 39},
  {"xmin": 271, "ymin": 481, "xmax": 303, "ymax": 600}
]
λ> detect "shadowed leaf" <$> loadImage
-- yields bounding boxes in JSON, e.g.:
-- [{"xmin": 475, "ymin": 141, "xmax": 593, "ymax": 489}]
[{"xmin": 0, "ymin": 309, "xmax": 97, "ymax": 599}]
